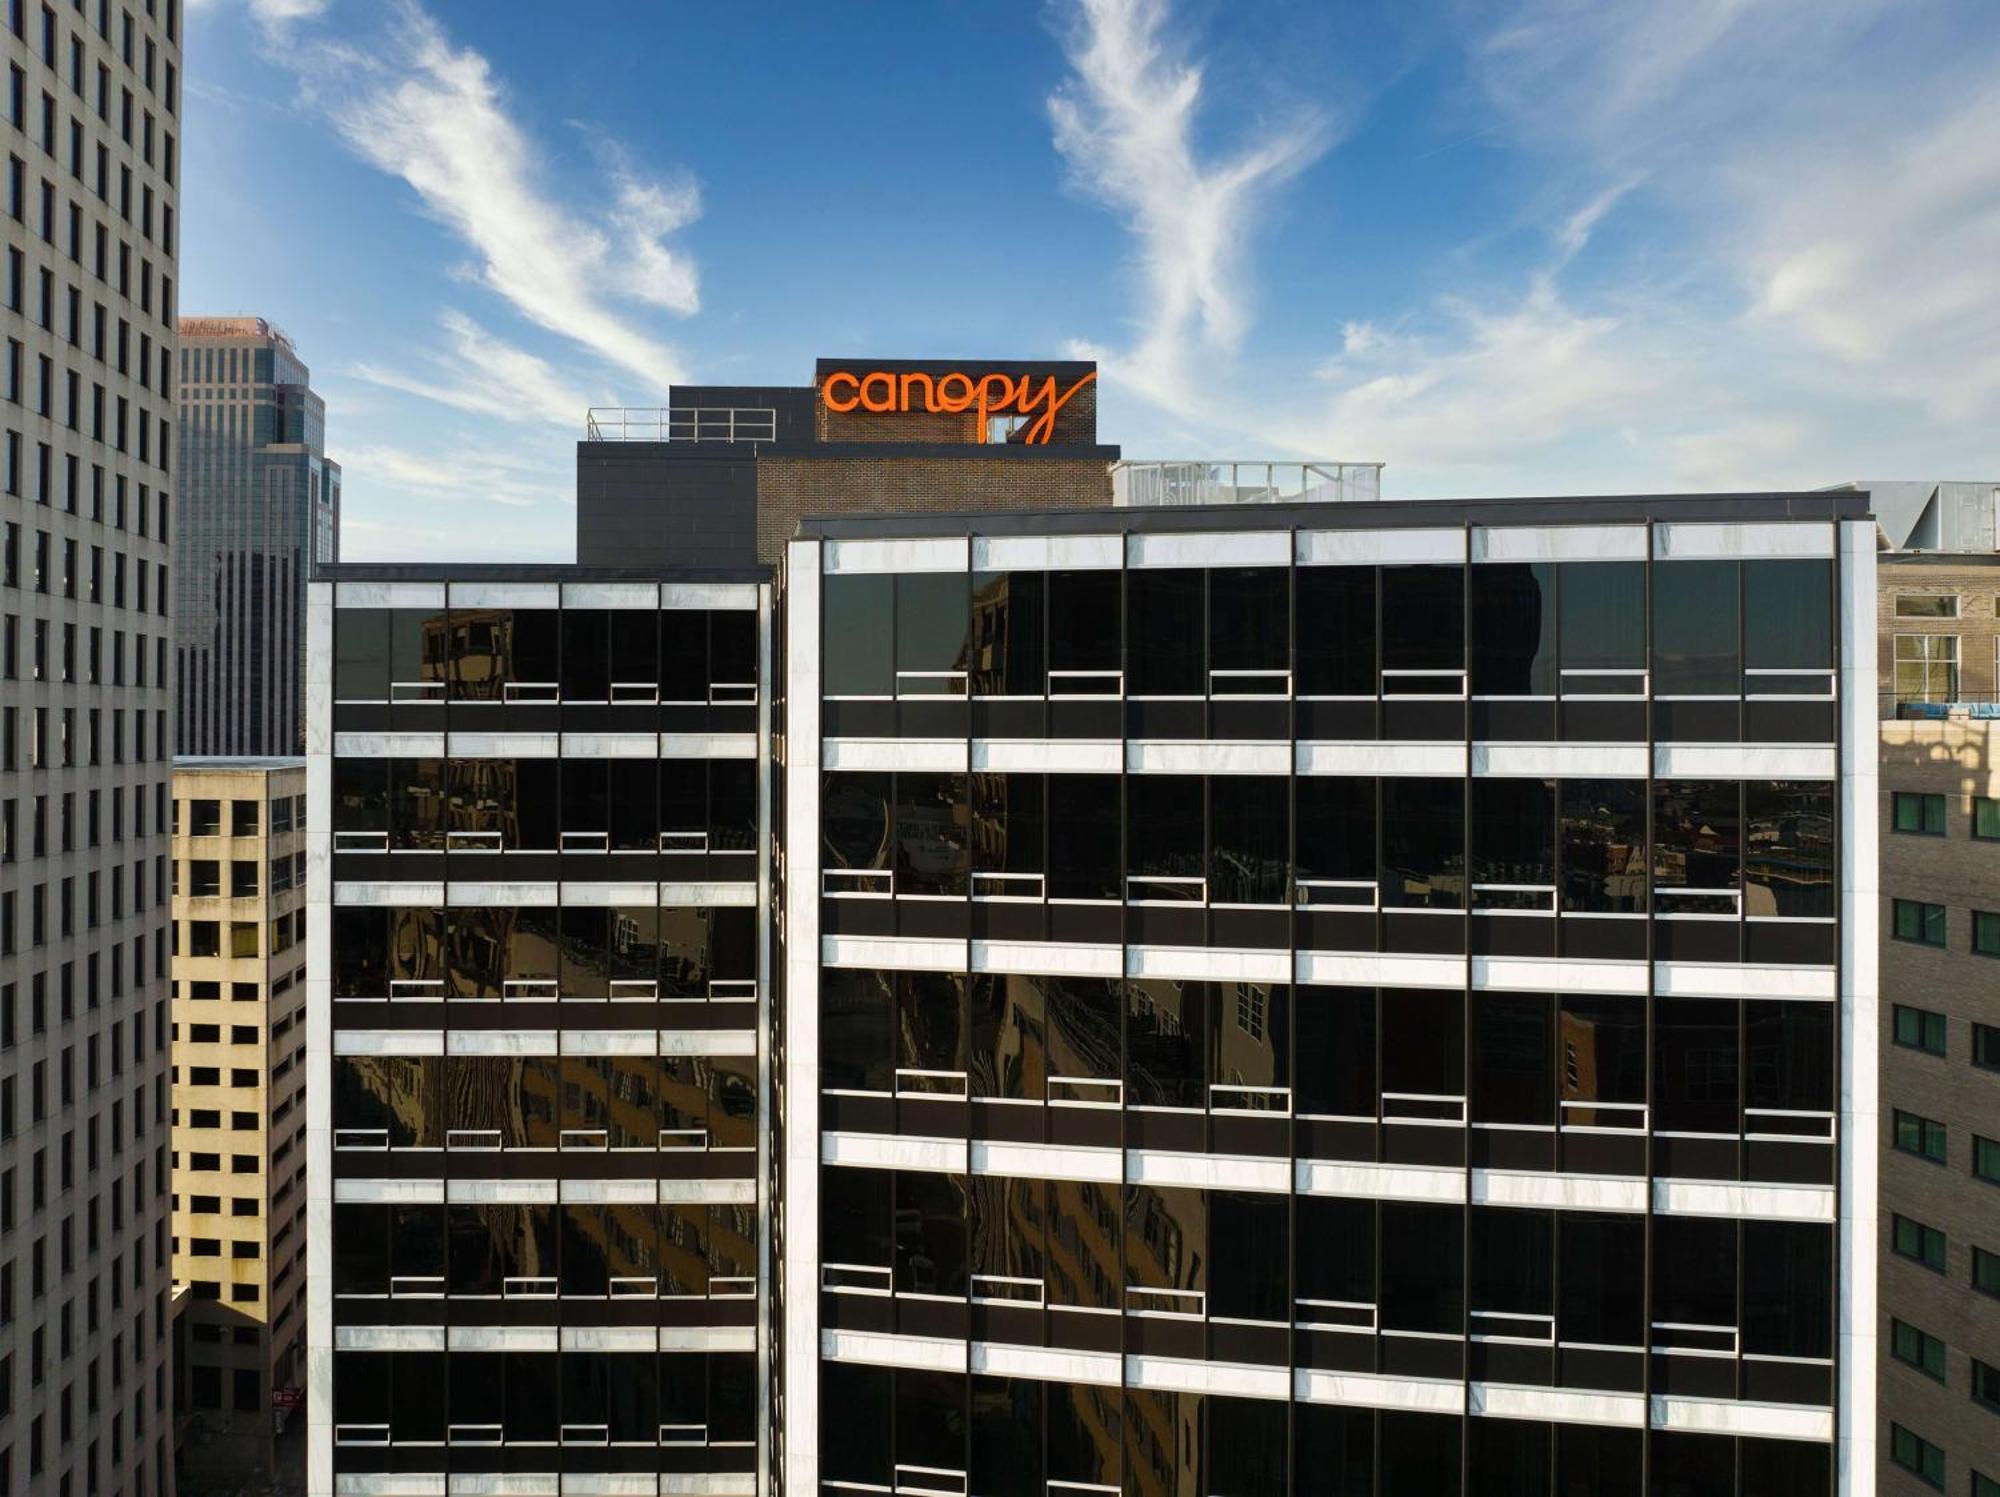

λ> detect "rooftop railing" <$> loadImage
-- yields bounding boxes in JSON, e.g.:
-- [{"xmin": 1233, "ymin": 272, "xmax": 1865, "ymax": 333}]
[
  {"xmin": 1881, "ymin": 691, "xmax": 2000, "ymax": 721},
  {"xmin": 1112, "ymin": 460, "xmax": 1384, "ymax": 508},
  {"xmin": 584, "ymin": 407, "xmax": 777, "ymax": 443}
]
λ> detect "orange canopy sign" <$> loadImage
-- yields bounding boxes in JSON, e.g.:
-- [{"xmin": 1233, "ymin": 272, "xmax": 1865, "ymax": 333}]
[{"xmin": 821, "ymin": 368, "xmax": 1096, "ymax": 445}]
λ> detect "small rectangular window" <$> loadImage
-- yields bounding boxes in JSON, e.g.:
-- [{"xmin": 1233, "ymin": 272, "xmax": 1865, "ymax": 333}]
[
  {"xmin": 1976, "ymin": 910, "xmax": 2000, "ymax": 957},
  {"xmin": 1894, "ymin": 1005, "xmax": 1948, "ymax": 1057},
  {"xmin": 1975, "ymin": 1023, "xmax": 2000, "ymax": 1072},
  {"xmin": 1894, "ymin": 1213, "xmax": 1947, "ymax": 1271},
  {"xmin": 1977, "ymin": 1246, "xmax": 2000, "ymax": 1298},
  {"xmin": 1892, "ymin": 791, "xmax": 1947, "ymax": 835},
  {"xmin": 1895, "ymin": 1110, "xmax": 1947, "ymax": 1163},
  {"xmin": 1893, "ymin": 899, "xmax": 1948, "ymax": 946},
  {"xmin": 1975, "ymin": 1358, "xmax": 2000, "ymax": 1412},
  {"xmin": 1890, "ymin": 1318, "xmax": 1947, "ymax": 1380},
  {"xmin": 1889, "ymin": 1424, "xmax": 1945, "ymax": 1489},
  {"xmin": 1895, "ymin": 594, "xmax": 1960, "ymax": 618},
  {"xmin": 1976, "ymin": 1136, "xmax": 2000, "ymax": 1187},
  {"xmin": 1975, "ymin": 797, "xmax": 2000, "ymax": 840}
]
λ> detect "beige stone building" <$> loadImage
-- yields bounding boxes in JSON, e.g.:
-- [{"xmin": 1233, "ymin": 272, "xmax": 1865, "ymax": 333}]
[
  {"xmin": 1876, "ymin": 552, "xmax": 2000, "ymax": 1497},
  {"xmin": 169, "ymin": 759, "xmax": 306, "ymax": 1481}
]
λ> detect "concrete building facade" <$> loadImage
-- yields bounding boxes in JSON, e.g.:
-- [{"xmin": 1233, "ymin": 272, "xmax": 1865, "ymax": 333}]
[
  {"xmin": 169, "ymin": 758, "xmax": 307, "ymax": 1482},
  {"xmin": 1875, "ymin": 549, "xmax": 2000, "ymax": 1497},
  {"xmin": 3, "ymin": 0, "xmax": 184, "ymax": 1492}
]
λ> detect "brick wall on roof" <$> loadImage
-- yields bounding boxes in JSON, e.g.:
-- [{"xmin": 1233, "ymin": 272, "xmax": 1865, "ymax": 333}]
[
  {"xmin": 1879, "ymin": 560, "xmax": 2000, "ymax": 700},
  {"xmin": 754, "ymin": 454, "xmax": 1113, "ymax": 565}
]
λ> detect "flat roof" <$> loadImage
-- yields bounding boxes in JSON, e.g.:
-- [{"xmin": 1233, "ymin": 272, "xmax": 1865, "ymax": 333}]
[
  {"xmin": 312, "ymin": 563, "xmax": 771, "ymax": 584},
  {"xmin": 173, "ymin": 756, "xmax": 306, "ymax": 770},
  {"xmin": 792, "ymin": 489, "xmax": 1871, "ymax": 540}
]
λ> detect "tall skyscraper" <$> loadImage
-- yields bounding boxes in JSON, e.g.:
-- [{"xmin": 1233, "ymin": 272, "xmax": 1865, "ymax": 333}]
[
  {"xmin": 2, "ymin": 1, "xmax": 184, "ymax": 1493},
  {"xmin": 176, "ymin": 316, "xmax": 337, "ymax": 757}
]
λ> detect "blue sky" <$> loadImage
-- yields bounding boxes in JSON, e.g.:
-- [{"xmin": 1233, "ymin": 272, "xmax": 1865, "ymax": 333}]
[{"xmin": 181, "ymin": 0, "xmax": 2000, "ymax": 560}]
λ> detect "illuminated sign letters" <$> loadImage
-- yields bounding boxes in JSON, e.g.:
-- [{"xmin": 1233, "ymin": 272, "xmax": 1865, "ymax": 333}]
[{"xmin": 821, "ymin": 368, "xmax": 1096, "ymax": 445}]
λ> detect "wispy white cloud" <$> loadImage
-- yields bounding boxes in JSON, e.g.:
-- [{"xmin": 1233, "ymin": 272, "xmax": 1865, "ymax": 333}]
[
  {"xmin": 315, "ymin": 4, "xmax": 698, "ymax": 398},
  {"xmin": 1048, "ymin": 0, "xmax": 1331, "ymax": 412},
  {"xmin": 349, "ymin": 311, "xmax": 602, "ymax": 429}
]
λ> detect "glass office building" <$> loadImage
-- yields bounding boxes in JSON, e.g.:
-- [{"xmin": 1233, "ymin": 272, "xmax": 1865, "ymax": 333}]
[
  {"xmin": 781, "ymin": 495, "xmax": 1878, "ymax": 1497},
  {"xmin": 308, "ymin": 571, "xmax": 771, "ymax": 1495}
]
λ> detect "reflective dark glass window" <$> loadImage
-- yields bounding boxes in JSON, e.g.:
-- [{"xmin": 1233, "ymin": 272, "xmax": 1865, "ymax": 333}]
[
  {"xmin": 1208, "ymin": 566, "xmax": 1289, "ymax": 681},
  {"xmin": 820, "ymin": 967, "xmax": 894, "ymax": 1091},
  {"xmin": 819, "ymin": 1363, "xmax": 891, "ymax": 1487},
  {"xmin": 1558, "ymin": 1212, "xmax": 1643, "ymax": 1346},
  {"xmin": 1210, "ymin": 775, "xmax": 1288, "ymax": 905},
  {"xmin": 659, "ymin": 610, "xmax": 708, "ymax": 703},
  {"xmin": 1295, "ymin": 986, "xmax": 1375, "ymax": 1116},
  {"xmin": 1559, "ymin": 779, "xmax": 1645, "ymax": 912},
  {"xmin": 895, "ymin": 570, "xmax": 970, "ymax": 693},
  {"xmin": 1382, "ymin": 777, "xmax": 1463, "ymax": 908},
  {"xmin": 709, "ymin": 608, "xmax": 754, "ymax": 693},
  {"xmin": 1124, "ymin": 1389, "xmax": 1200, "ymax": 1497},
  {"xmin": 1473, "ymin": 992, "xmax": 1552, "ymax": 1125},
  {"xmin": 1047, "ymin": 1380, "xmax": 1121, "ymax": 1487},
  {"xmin": 1740, "ymin": 1435, "xmax": 1830, "ymax": 1497},
  {"xmin": 449, "ymin": 756, "xmax": 557, "ymax": 851},
  {"xmin": 1293, "ymin": 1402, "xmax": 1373, "ymax": 1497},
  {"xmin": 1127, "ymin": 567, "xmax": 1204, "ymax": 696},
  {"xmin": 896, "ymin": 1368, "xmax": 966, "ymax": 1476},
  {"xmin": 1470, "ymin": 1206, "xmax": 1553, "ymax": 1320},
  {"xmin": 330, "ymin": 755, "xmax": 386, "ymax": 834},
  {"xmin": 332, "ymin": 1204, "xmax": 387, "ymax": 1294},
  {"xmin": 332, "ymin": 1056, "xmax": 437, "ymax": 1147},
  {"xmin": 1296, "ymin": 775, "xmax": 1376, "ymax": 887},
  {"xmin": 447, "ymin": 1201, "xmax": 557, "ymax": 1295},
  {"xmin": 709, "ymin": 759, "xmax": 756, "ymax": 851},
  {"xmin": 1047, "ymin": 1180, "xmax": 1120, "ymax": 1311},
  {"xmin": 1208, "ymin": 1395, "xmax": 1288, "ymax": 1496},
  {"xmin": 387, "ymin": 757, "xmax": 445, "ymax": 849},
  {"xmin": 1379, "ymin": 1410, "xmax": 1461, "ymax": 1492},
  {"xmin": 1557, "ymin": 995, "xmax": 1647, "ymax": 1115},
  {"xmin": 1471, "ymin": 562, "xmax": 1555, "ymax": 695},
  {"xmin": 1126, "ymin": 978, "xmax": 1207, "ymax": 1109},
  {"xmin": 971, "ymin": 772, "xmax": 1042, "ymax": 877},
  {"xmin": 1380, "ymin": 1201, "xmax": 1462, "ymax": 1334},
  {"xmin": 1654, "ymin": 997, "xmax": 1740, "ymax": 1134},
  {"xmin": 893, "ymin": 772, "xmax": 968, "ymax": 896},
  {"xmin": 1209, "ymin": 1190, "xmax": 1288, "ymax": 1321},
  {"xmin": 823, "ymin": 772, "xmax": 890, "ymax": 873},
  {"xmin": 334, "ymin": 607, "xmax": 441, "ymax": 701},
  {"xmin": 1124, "ymin": 1183, "xmax": 1205, "ymax": 1303},
  {"xmin": 449, "ymin": 606, "xmax": 558, "ymax": 700},
  {"xmin": 970, "ymin": 570, "xmax": 1044, "ymax": 696},
  {"xmin": 1216, "ymin": 981, "xmax": 1288, "ymax": 1096},
  {"xmin": 608, "ymin": 759, "xmax": 656, "ymax": 851},
  {"xmin": 895, "ymin": 1170, "xmax": 968, "ymax": 1296},
  {"xmin": 1469, "ymin": 1417, "xmax": 1551, "ymax": 1497},
  {"xmin": 1743, "ymin": 558, "xmax": 1832, "ymax": 670},
  {"xmin": 899, "ymin": 971, "xmax": 966, "ymax": 1076},
  {"xmin": 1296, "ymin": 565, "xmax": 1375, "ymax": 696},
  {"xmin": 330, "ymin": 906, "xmax": 387, "ymax": 996},
  {"xmin": 1650, "ymin": 1430, "xmax": 1734, "ymax": 1497},
  {"xmin": 560, "ymin": 758, "xmax": 608, "ymax": 836},
  {"xmin": 1743, "ymin": 780, "xmax": 1833, "ymax": 917},
  {"xmin": 1047, "ymin": 774, "xmax": 1120, "ymax": 899},
  {"xmin": 1652, "ymin": 560, "xmax": 1738, "ymax": 694},
  {"xmin": 1558, "ymin": 562, "xmax": 1644, "ymax": 673},
  {"xmin": 1044, "ymin": 976, "xmax": 1123, "ymax": 1084},
  {"xmin": 1472, "ymin": 776, "xmax": 1555, "ymax": 900},
  {"xmin": 1741, "ymin": 1221, "xmax": 1831, "ymax": 1359},
  {"xmin": 559, "ymin": 906, "xmax": 611, "ymax": 998},
  {"xmin": 1651, "ymin": 1216, "xmax": 1737, "ymax": 1333},
  {"xmin": 1743, "ymin": 1000, "xmax": 1833, "ymax": 1113},
  {"xmin": 1047, "ymin": 569, "xmax": 1121, "ymax": 680},
  {"xmin": 971, "ymin": 1377, "xmax": 1041, "ymax": 1494},
  {"xmin": 1555, "ymin": 1423, "xmax": 1642, "ymax": 1497},
  {"xmin": 1653, "ymin": 780, "xmax": 1741, "ymax": 910},
  {"xmin": 970, "ymin": 973, "xmax": 1047, "ymax": 1100},
  {"xmin": 1127, "ymin": 774, "xmax": 1203, "ymax": 891},
  {"xmin": 968, "ymin": 1175, "xmax": 1044, "ymax": 1288},
  {"xmin": 1380, "ymin": 565, "xmax": 1464, "ymax": 674},
  {"xmin": 607, "ymin": 608, "xmax": 656, "ymax": 692},
  {"xmin": 823, "ymin": 573, "xmax": 892, "ymax": 697},
  {"xmin": 559, "ymin": 608, "xmax": 609, "ymax": 700},
  {"xmin": 1295, "ymin": 1195, "xmax": 1373, "ymax": 1309}
]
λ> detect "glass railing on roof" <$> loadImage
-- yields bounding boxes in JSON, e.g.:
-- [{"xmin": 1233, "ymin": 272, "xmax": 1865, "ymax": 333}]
[{"xmin": 1112, "ymin": 461, "xmax": 1384, "ymax": 507}]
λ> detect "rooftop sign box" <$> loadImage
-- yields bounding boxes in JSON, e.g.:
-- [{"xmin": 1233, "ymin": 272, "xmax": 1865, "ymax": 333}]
[{"xmin": 814, "ymin": 359, "xmax": 1097, "ymax": 446}]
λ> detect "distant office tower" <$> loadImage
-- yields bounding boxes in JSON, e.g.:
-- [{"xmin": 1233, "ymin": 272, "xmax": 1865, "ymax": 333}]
[
  {"xmin": 1860, "ymin": 479, "xmax": 2000, "ymax": 1497},
  {"xmin": 176, "ymin": 316, "xmax": 338, "ymax": 755},
  {"xmin": 1, "ymin": 2, "xmax": 184, "ymax": 1494},
  {"xmin": 169, "ymin": 759, "xmax": 308, "ymax": 1484}
]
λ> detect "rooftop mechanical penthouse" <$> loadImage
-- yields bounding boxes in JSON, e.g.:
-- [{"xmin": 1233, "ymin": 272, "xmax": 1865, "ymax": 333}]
[{"xmin": 781, "ymin": 493, "xmax": 1879, "ymax": 1497}]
